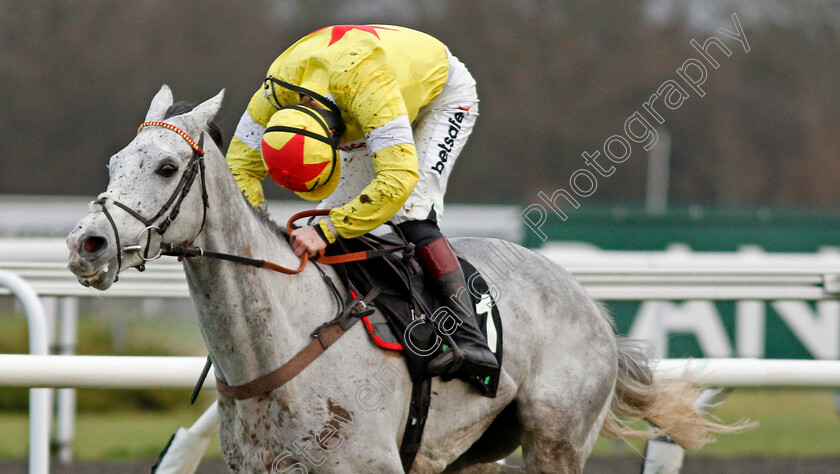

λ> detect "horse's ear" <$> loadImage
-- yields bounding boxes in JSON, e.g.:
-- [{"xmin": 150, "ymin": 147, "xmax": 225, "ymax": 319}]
[
  {"xmin": 180, "ymin": 89, "xmax": 225, "ymax": 135},
  {"xmin": 145, "ymin": 85, "xmax": 174, "ymax": 122}
]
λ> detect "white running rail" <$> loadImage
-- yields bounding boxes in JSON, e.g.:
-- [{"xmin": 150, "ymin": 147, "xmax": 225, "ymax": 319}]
[
  {"xmin": 1, "ymin": 355, "xmax": 839, "ymax": 389},
  {"xmin": 0, "ymin": 271, "xmax": 50, "ymax": 474}
]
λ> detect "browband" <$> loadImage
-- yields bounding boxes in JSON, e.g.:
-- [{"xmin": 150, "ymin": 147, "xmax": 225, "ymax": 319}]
[{"xmin": 137, "ymin": 121, "xmax": 205, "ymax": 155}]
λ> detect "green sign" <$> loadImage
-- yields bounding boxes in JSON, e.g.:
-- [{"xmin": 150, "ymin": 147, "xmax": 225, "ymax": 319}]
[{"xmin": 522, "ymin": 206, "xmax": 840, "ymax": 252}]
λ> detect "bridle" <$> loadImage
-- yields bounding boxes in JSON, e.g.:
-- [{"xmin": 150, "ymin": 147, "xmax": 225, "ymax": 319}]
[{"xmin": 92, "ymin": 121, "xmax": 209, "ymax": 276}]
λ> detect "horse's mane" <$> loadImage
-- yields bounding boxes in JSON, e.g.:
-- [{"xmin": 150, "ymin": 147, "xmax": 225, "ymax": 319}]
[
  {"xmin": 250, "ymin": 200, "xmax": 290, "ymax": 239},
  {"xmin": 164, "ymin": 102, "xmax": 224, "ymax": 149}
]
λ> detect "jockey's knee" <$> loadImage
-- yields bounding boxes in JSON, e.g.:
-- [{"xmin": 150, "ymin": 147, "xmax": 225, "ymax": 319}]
[{"xmin": 397, "ymin": 212, "xmax": 442, "ymax": 249}]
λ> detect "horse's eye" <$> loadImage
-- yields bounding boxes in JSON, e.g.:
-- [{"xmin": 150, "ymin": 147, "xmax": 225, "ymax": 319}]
[{"xmin": 156, "ymin": 163, "xmax": 178, "ymax": 178}]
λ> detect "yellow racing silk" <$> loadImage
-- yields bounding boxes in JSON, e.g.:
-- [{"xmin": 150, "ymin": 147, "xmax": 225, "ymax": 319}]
[{"xmin": 226, "ymin": 25, "xmax": 450, "ymax": 241}]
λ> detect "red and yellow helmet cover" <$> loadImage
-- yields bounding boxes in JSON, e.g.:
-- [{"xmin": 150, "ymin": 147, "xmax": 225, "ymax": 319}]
[{"xmin": 261, "ymin": 107, "xmax": 339, "ymax": 200}]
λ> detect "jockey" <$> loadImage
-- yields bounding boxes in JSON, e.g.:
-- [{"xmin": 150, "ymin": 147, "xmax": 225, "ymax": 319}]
[{"xmin": 225, "ymin": 25, "xmax": 498, "ymax": 378}]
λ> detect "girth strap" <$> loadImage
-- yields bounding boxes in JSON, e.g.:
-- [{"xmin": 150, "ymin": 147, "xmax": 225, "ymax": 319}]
[
  {"xmin": 215, "ymin": 323, "xmax": 347, "ymax": 400},
  {"xmin": 214, "ymin": 286, "xmax": 380, "ymax": 400},
  {"xmin": 400, "ymin": 376, "xmax": 433, "ymax": 472}
]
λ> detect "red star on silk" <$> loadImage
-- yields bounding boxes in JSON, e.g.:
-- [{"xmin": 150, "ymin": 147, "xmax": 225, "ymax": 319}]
[
  {"xmin": 319, "ymin": 25, "xmax": 397, "ymax": 46},
  {"xmin": 262, "ymin": 133, "xmax": 328, "ymax": 192}
]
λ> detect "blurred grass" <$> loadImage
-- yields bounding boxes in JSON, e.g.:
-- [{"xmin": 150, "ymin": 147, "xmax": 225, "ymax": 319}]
[
  {"xmin": 0, "ymin": 406, "xmax": 222, "ymax": 460},
  {"xmin": 592, "ymin": 388, "xmax": 840, "ymax": 458}
]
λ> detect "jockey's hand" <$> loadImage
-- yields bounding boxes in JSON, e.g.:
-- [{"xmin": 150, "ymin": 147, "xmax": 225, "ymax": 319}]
[{"xmin": 289, "ymin": 225, "xmax": 327, "ymax": 258}]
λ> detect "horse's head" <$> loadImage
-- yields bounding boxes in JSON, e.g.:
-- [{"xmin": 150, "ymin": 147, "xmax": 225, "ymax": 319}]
[{"xmin": 67, "ymin": 85, "xmax": 224, "ymax": 290}]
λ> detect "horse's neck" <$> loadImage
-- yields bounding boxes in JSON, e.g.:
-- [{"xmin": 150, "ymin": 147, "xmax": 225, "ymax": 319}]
[{"xmin": 184, "ymin": 145, "xmax": 340, "ymax": 386}]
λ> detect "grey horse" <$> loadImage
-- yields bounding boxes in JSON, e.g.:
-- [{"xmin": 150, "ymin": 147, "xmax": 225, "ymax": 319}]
[{"xmin": 67, "ymin": 86, "xmax": 738, "ymax": 473}]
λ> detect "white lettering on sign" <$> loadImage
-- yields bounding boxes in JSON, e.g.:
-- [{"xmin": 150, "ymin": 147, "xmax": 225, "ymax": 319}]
[
  {"xmin": 626, "ymin": 300, "xmax": 840, "ymax": 360},
  {"xmin": 736, "ymin": 300, "xmax": 765, "ymax": 358},
  {"xmin": 629, "ymin": 301, "xmax": 733, "ymax": 357},
  {"xmin": 772, "ymin": 301, "xmax": 840, "ymax": 359}
]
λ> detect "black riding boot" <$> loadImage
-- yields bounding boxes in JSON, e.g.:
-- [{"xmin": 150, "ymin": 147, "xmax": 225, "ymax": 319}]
[{"xmin": 416, "ymin": 237, "xmax": 499, "ymax": 377}]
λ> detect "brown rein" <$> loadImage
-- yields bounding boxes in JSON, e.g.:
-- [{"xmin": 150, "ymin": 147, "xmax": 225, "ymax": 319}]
[
  {"xmin": 282, "ymin": 209, "xmax": 402, "ymax": 268},
  {"xmin": 162, "ymin": 208, "xmax": 404, "ymax": 274}
]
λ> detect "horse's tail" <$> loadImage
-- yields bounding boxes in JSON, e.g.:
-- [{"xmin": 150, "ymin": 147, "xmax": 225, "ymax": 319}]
[{"xmin": 600, "ymin": 337, "xmax": 753, "ymax": 449}]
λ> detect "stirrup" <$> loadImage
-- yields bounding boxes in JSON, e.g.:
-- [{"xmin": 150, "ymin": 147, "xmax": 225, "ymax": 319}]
[{"xmin": 428, "ymin": 347, "xmax": 465, "ymax": 376}]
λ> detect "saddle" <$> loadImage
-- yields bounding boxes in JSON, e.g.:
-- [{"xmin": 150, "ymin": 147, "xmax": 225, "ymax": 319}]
[{"xmin": 325, "ymin": 232, "xmax": 503, "ymax": 396}]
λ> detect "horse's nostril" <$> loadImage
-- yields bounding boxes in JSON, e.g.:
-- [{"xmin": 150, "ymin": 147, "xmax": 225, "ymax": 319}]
[{"xmin": 83, "ymin": 236, "xmax": 107, "ymax": 254}]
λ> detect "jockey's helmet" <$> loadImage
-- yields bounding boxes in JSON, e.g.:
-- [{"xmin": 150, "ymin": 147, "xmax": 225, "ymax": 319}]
[{"xmin": 261, "ymin": 105, "xmax": 340, "ymax": 201}]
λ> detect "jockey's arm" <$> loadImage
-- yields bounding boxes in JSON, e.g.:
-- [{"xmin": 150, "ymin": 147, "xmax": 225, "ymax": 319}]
[
  {"xmin": 226, "ymin": 89, "xmax": 276, "ymax": 208},
  {"xmin": 317, "ymin": 53, "xmax": 419, "ymax": 243},
  {"xmin": 318, "ymin": 142, "xmax": 418, "ymax": 242},
  {"xmin": 226, "ymin": 44, "xmax": 420, "ymax": 241}
]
